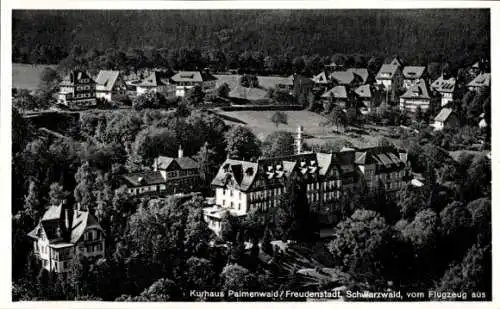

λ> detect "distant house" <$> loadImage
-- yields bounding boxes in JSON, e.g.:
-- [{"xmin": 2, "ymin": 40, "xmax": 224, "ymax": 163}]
[
  {"xmin": 402, "ymin": 66, "xmax": 426, "ymax": 89},
  {"xmin": 57, "ymin": 70, "xmax": 97, "ymax": 107},
  {"xmin": 135, "ymin": 71, "xmax": 173, "ymax": 95},
  {"xmin": 329, "ymin": 71, "xmax": 363, "ymax": 87},
  {"xmin": 95, "ymin": 70, "xmax": 127, "ymax": 102},
  {"xmin": 399, "ymin": 81, "xmax": 431, "ymax": 113},
  {"xmin": 375, "ymin": 64, "xmax": 403, "ymax": 102},
  {"xmin": 431, "ymin": 75, "xmax": 456, "ymax": 107},
  {"xmin": 292, "ymin": 74, "xmax": 315, "ymax": 99},
  {"xmin": 467, "ymin": 73, "xmax": 490, "ymax": 91},
  {"xmin": 354, "ymin": 84, "xmax": 372, "ymax": 114},
  {"xmin": 432, "ymin": 108, "xmax": 459, "ymax": 131},
  {"xmin": 321, "ymin": 85, "xmax": 348, "ymax": 108},
  {"xmin": 27, "ymin": 199, "xmax": 105, "ymax": 273},
  {"xmin": 170, "ymin": 71, "xmax": 217, "ymax": 97},
  {"xmin": 121, "ymin": 146, "xmax": 201, "ymax": 196}
]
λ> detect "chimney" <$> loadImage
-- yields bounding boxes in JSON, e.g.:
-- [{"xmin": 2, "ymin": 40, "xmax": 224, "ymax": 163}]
[
  {"xmin": 153, "ymin": 158, "xmax": 158, "ymax": 171},
  {"xmin": 296, "ymin": 126, "xmax": 304, "ymax": 154},
  {"xmin": 178, "ymin": 145, "xmax": 184, "ymax": 158}
]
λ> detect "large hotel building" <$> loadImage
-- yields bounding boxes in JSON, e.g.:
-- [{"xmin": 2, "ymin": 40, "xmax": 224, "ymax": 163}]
[{"xmin": 204, "ymin": 127, "xmax": 409, "ymax": 236}]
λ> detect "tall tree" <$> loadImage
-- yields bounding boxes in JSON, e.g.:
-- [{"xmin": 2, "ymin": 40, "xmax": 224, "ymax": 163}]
[{"xmin": 225, "ymin": 126, "xmax": 261, "ymax": 161}]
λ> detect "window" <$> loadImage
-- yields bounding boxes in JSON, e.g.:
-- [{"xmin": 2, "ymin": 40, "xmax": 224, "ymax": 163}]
[
  {"xmin": 63, "ymin": 261, "xmax": 68, "ymax": 269},
  {"xmin": 239, "ymin": 192, "xmax": 242, "ymax": 200},
  {"xmin": 238, "ymin": 203, "xmax": 241, "ymax": 210},
  {"xmin": 230, "ymin": 201, "xmax": 234, "ymax": 208},
  {"xmin": 222, "ymin": 200, "xmax": 225, "ymax": 206},
  {"xmin": 223, "ymin": 189, "xmax": 226, "ymax": 196},
  {"xmin": 43, "ymin": 260, "xmax": 48, "ymax": 267},
  {"xmin": 230, "ymin": 190, "xmax": 233, "ymax": 197}
]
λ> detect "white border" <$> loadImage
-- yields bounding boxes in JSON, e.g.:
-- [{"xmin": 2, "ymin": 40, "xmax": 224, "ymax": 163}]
[{"xmin": 1, "ymin": 1, "xmax": 498, "ymax": 308}]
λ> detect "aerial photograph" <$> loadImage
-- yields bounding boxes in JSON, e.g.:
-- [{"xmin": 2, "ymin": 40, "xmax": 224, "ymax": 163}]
[{"xmin": 11, "ymin": 9, "xmax": 491, "ymax": 302}]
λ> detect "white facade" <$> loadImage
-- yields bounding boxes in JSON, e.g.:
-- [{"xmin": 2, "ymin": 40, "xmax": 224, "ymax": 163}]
[{"xmin": 399, "ymin": 98, "xmax": 430, "ymax": 113}]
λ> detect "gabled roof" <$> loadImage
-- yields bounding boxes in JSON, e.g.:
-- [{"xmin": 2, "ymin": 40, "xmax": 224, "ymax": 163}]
[
  {"xmin": 434, "ymin": 108, "xmax": 454, "ymax": 122},
  {"xmin": 400, "ymin": 81, "xmax": 430, "ymax": 100},
  {"xmin": 122, "ymin": 171, "xmax": 165, "ymax": 187},
  {"xmin": 156, "ymin": 155, "xmax": 198, "ymax": 171},
  {"xmin": 60, "ymin": 70, "xmax": 95, "ymax": 86},
  {"xmin": 312, "ymin": 72, "xmax": 329, "ymax": 84},
  {"xmin": 137, "ymin": 71, "xmax": 170, "ymax": 87},
  {"xmin": 467, "ymin": 73, "xmax": 491, "ymax": 88},
  {"xmin": 431, "ymin": 75, "xmax": 456, "ymax": 93},
  {"xmin": 28, "ymin": 203, "xmax": 103, "ymax": 245},
  {"xmin": 171, "ymin": 71, "xmax": 217, "ymax": 83},
  {"xmin": 321, "ymin": 85, "xmax": 347, "ymax": 99},
  {"xmin": 354, "ymin": 146, "xmax": 405, "ymax": 172},
  {"xmin": 402, "ymin": 66, "xmax": 426, "ymax": 79},
  {"xmin": 211, "ymin": 159, "xmax": 259, "ymax": 191},
  {"xmin": 228, "ymin": 85, "xmax": 268, "ymax": 100},
  {"xmin": 95, "ymin": 70, "xmax": 121, "ymax": 91},
  {"xmin": 354, "ymin": 84, "xmax": 372, "ymax": 98},
  {"xmin": 329, "ymin": 71, "xmax": 355, "ymax": 85},
  {"xmin": 389, "ymin": 57, "xmax": 403, "ymax": 67},
  {"xmin": 346, "ymin": 68, "xmax": 369, "ymax": 84},
  {"xmin": 376, "ymin": 64, "xmax": 400, "ymax": 80}
]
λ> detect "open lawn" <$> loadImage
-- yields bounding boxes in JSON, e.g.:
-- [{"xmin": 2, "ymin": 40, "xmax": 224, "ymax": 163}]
[
  {"xmin": 216, "ymin": 109, "xmax": 387, "ymax": 148},
  {"xmin": 13, "ymin": 63, "xmax": 58, "ymax": 91}
]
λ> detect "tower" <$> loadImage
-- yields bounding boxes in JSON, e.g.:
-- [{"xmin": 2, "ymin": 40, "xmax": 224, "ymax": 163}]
[{"xmin": 295, "ymin": 126, "xmax": 304, "ymax": 154}]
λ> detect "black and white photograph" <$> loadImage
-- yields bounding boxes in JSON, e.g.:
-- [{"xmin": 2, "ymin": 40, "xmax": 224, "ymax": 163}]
[{"xmin": 5, "ymin": 2, "xmax": 495, "ymax": 304}]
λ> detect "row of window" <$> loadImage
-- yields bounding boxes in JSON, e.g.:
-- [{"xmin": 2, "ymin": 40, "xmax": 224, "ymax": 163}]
[
  {"xmin": 367, "ymin": 170, "xmax": 404, "ymax": 179},
  {"xmin": 84, "ymin": 230, "xmax": 102, "ymax": 242},
  {"xmin": 76, "ymin": 85, "xmax": 93, "ymax": 91},
  {"xmin": 166, "ymin": 170, "xmax": 197, "ymax": 178},
  {"xmin": 80, "ymin": 242, "xmax": 103, "ymax": 253}
]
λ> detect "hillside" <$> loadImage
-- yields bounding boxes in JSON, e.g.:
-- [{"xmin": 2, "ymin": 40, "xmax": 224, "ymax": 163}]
[{"xmin": 13, "ymin": 10, "xmax": 489, "ymax": 65}]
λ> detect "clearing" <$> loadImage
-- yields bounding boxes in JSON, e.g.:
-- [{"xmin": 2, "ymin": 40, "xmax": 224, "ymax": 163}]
[
  {"xmin": 216, "ymin": 109, "xmax": 386, "ymax": 148},
  {"xmin": 12, "ymin": 63, "xmax": 58, "ymax": 91}
]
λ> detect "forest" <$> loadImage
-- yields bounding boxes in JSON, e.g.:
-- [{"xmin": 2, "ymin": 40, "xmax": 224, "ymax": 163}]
[{"xmin": 13, "ymin": 10, "xmax": 489, "ymax": 70}]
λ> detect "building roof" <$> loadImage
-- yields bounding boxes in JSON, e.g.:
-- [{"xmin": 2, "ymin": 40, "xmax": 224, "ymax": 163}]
[
  {"xmin": 122, "ymin": 171, "xmax": 166, "ymax": 187},
  {"xmin": 321, "ymin": 85, "xmax": 347, "ymax": 99},
  {"xmin": 228, "ymin": 85, "xmax": 268, "ymax": 100},
  {"xmin": 95, "ymin": 70, "xmax": 121, "ymax": 91},
  {"xmin": 376, "ymin": 64, "xmax": 400, "ymax": 80},
  {"xmin": 434, "ymin": 108, "xmax": 454, "ymax": 122},
  {"xmin": 354, "ymin": 84, "xmax": 372, "ymax": 98},
  {"xmin": 467, "ymin": 73, "xmax": 491, "ymax": 88},
  {"xmin": 170, "ymin": 71, "xmax": 217, "ymax": 83},
  {"xmin": 211, "ymin": 159, "xmax": 259, "ymax": 191},
  {"xmin": 431, "ymin": 75, "xmax": 456, "ymax": 93},
  {"xmin": 312, "ymin": 72, "xmax": 329, "ymax": 84},
  {"xmin": 402, "ymin": 66, "xmax": 426, "ymax": 79},
  {"xmin": 137, "ymin": 71, "xmax": 171, "ymax": 87},
  {"xmin": 156, "ymin": 155, "xmax": 198, "ymax": 170},
  {"xmin": 346, "ymin": 68, "xmax": 369, "ymax": 84},
  {"xmin": 27, "ymin": 203, "xmax": 103, "ymax": 245},
  {"xmin": 60, "ymin": 70, "xmax": 95, "ymax": 86},
  {"xmin": 354, "ymin": 146, "xmax": 406, "ymax": 172},
  {"xmin": 329, "ymin": 71, "xmax": 355, "ymax": 85},
  {"xmin": 400, "ymin": 81, "xmax": 430, "ymax": 100}
]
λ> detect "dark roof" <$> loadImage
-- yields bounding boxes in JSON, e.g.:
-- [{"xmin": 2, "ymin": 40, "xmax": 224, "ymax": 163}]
[
  {"xmin": 27, "ymin": 203, "xmax": 103, "ymax": 245},
  {"xmin": 354, "ymin": 146, "xmax": 405, "ymax": 172},
  {"xmin": 156, "ymin": 155, "xmax": 198, "ymax": 170},
  {"xmin": 122, "ymin": 171, "xmax": 166, "ymax": 187},
  {"xmin": 60, "ymin": 70, "xmax": 95, "ymax": 86}
]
